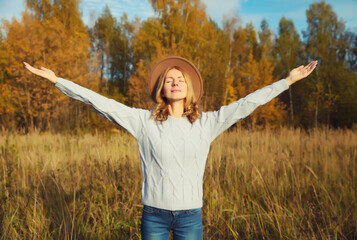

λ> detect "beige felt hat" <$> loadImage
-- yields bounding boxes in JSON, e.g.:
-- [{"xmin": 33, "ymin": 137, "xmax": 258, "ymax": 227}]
[{"xmin": 148, "ymin": 56, "xmax": 203, "ymax": 103}]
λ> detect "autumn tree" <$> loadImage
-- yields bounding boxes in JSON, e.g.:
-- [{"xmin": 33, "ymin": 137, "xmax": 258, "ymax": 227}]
[
  {"xmin": 0, "ymin": 0, "xmax": 98, "ymax": 131},
  {"xmin": 0, "ymin": 32, "xmax": 14, "ymax": 129},
  {"xmin": 254, "ymin": 20, "xmax": 286, "ymax": 127},
  {"xmin": 126, "ymin": 59, "xmax": 153, "ymax": 109},
  {"xmin": 222, "ymin": 17, "xmax": 240, "ymax": 105},
  {"xmin": 227, "ymin": 22, "xmax": 286, "ymax": 129},
  {"xmin": 128, "ymin": 18, "xmax": 165, "ymax": 108}
]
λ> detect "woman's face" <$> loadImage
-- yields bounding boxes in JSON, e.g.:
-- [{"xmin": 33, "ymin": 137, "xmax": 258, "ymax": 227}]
[{"xmin": 163, "ymin": 68, "xmax": 187, "ymax": 102}]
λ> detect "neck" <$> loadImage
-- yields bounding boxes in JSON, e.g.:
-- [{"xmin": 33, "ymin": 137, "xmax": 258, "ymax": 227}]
[{"xmin": 168, "ymin": 100, "xmax": 185, "ymax": 118}]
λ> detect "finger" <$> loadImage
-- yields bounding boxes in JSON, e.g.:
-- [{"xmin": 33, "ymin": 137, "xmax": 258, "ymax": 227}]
[
  {"xmin": 24, "ymin": 62, "xmax": 33, "ymax": 70},
  {"xmin": 25, "ymin": 64, "xmax": 38, "ymax": 72},
  {"xmin": 311, "ymin": 62, "xmax": 317, "ymax": 70},
  {"xmin": 310, "ymin": 61, "xmax": 316, "ymax": 67},
  {"xmin": 304, "ymin": 62, "xmax": 315, "ymax": 71},
  {"xmin": 297, "ymin": 65, "xmax": 304, "ymax": 70},
  {"xmin": 304, "ymin": 61, "xmax": 317, "ymax": 76},
  {"xmin": 24, "ymin": 64, "xmax": 44, "ymax": 76},
  {"xmin": 24, "ymin": 64, "xmax": 35, "ymax": 72},
  {"xmin": 308, "ymin": 61, "xmax": 317, "ymax": 71},
  {"xmin": 304, "ymin": 65, "xmax": 312, "ymax": 73},
  {"xmin": 306, "ymin": 61, "xmax": 314, "ymax": 67},
  {"xmin": 313, "ymin": 60, "xmax": 318, "ymax": 68}
]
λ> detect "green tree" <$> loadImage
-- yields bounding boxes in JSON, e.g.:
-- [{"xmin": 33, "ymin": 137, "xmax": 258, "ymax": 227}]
[
  {"xmin": 89, "ymin": 6, "xmax": 133, "ymax": 97},
  {"xmin": 303, "ymin": 1, "xmax": 357, "ymax": 127},
  {"xmin": 89, "ymin": 5, "xmax": 116, "ymax": 92},
  {"xmin": 109, "ymin": 13, "xmax": 134, "ymax": 95},
  {"xmin": 257, "ymin": 19, "xmax": 273, "ymax": 60},
  {"xmin": 272, "ymin": 16, "xmax": 303, "ymax": 125},
  {"xmin": 346, "ymin": 31, "xmax": 357, "ymax": 73}
]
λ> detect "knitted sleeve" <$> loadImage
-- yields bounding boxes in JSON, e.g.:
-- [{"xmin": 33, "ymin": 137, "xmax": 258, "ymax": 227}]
[
  {"xmin": 55, "ymin": 78, "xmax": 146, "ymax": 138},
  {"xmin": 202, "ymin": 79, "xmax": 289, "ymax": 141}
]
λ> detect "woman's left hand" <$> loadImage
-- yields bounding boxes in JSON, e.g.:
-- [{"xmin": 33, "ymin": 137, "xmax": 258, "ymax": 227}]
[{"xmin": 285, "ymin": 60, "xmax": 318, "ymax": 86}]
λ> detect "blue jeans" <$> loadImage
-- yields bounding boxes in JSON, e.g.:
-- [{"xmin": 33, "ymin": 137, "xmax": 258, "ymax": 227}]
[{"xmin": 140, "ymin": 205, "xmax": 203, "ymax": 240}]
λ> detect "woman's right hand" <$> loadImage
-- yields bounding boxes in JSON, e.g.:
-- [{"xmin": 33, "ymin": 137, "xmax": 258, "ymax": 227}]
[{"xmin": 23, "ymin": 62, "xmax": 58, "ymax": 84}]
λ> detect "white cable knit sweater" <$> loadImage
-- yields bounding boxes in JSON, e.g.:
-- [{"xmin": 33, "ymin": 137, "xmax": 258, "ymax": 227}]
[{"xmin": 55, "ymin": 78, "xmax": 289, "ymax": 211}]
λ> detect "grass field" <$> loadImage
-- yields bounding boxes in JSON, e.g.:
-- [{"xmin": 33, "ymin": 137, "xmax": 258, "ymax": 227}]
[{"xmin": 0, "ymin": 128, "xmax": 356, "ymax": 239}]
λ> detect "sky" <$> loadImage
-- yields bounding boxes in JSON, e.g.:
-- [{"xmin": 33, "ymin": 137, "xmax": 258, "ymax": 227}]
[{"xmin": 0, "ymin": 0, "xmax": 357, "ymax": 36}]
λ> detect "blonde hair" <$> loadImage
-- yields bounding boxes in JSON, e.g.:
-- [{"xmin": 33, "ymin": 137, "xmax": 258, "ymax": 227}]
[{"xmin": 151, "ymin": 66, "xmax": 201, "ymax": 123}]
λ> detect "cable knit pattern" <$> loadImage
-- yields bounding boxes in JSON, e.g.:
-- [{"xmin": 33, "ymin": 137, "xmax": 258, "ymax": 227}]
[{"xmin": 55, "ymin": 78, "xmax": 289, "ymax": 210}]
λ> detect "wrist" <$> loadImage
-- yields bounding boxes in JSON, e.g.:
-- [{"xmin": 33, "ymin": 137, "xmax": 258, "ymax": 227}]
[{"xmin": 50, "ymin": 76, "xmax": 58, "ymax": 84}]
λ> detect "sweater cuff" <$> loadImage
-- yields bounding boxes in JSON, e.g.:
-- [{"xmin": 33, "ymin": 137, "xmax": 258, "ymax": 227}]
[
  {"xmin": 55, "ymin": 77, "xmax": 64, "ymax": 88},
  {"xmin": 281, "ymin": 79, "xmax": 289, "ymax": 89}
]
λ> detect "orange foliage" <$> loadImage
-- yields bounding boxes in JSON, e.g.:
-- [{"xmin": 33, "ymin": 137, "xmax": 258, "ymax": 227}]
[{"xmin": 1, "ymin": 7, "xmax": 97, "ymax": 131}]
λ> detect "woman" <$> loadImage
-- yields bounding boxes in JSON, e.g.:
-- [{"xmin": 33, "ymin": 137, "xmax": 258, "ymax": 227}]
[{"xmin": 24, "ymin": 56, "xmax": 317, "ymax": 240}]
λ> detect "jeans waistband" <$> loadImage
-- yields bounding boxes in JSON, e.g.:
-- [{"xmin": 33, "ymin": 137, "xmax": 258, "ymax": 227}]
[{"xmin": 143, "ymin": 205, "xmax": 201, "ymax": 213}]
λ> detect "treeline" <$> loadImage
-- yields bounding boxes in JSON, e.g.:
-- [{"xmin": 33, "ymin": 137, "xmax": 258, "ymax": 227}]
[{"xmin": 0, "ymin": 0, "xmax": 356, "ymax": 132}]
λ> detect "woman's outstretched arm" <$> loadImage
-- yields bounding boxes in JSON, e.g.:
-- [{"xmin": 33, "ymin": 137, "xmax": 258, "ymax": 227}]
[
  {"xmin": 203, "ymin": 60, "xmax": 318, "ymax": 140},
  {"xmin": 23, "ymin": 62, "xmax": 147, "ymax": 138}
]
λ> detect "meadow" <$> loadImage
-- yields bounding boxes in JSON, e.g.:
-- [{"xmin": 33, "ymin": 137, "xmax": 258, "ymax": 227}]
[{"xmin": 0, "ymin": 128, "xmax": 356, "ymax": 239}]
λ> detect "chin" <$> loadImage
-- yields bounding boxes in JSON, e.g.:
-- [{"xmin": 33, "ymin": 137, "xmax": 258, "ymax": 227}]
[{"xmin": 167, "ymin": 97, "xmax": 186, "ymax": 102}]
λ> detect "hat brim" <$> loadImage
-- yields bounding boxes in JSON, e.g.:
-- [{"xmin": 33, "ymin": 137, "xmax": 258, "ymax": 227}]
[{"xmin": 148, "ymin": 56, "xmax": 203, "ymax": 103}]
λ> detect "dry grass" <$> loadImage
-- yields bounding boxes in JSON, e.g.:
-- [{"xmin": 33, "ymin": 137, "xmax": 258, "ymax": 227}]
[{"xmin": 0, "ymin": 128, "xmax": 356, "ymax": 239}]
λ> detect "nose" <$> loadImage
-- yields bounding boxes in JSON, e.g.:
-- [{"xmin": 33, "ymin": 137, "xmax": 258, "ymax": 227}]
[{"xmin": 172, "ymin": 80, "xmax": 179, "ymax": 86}]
